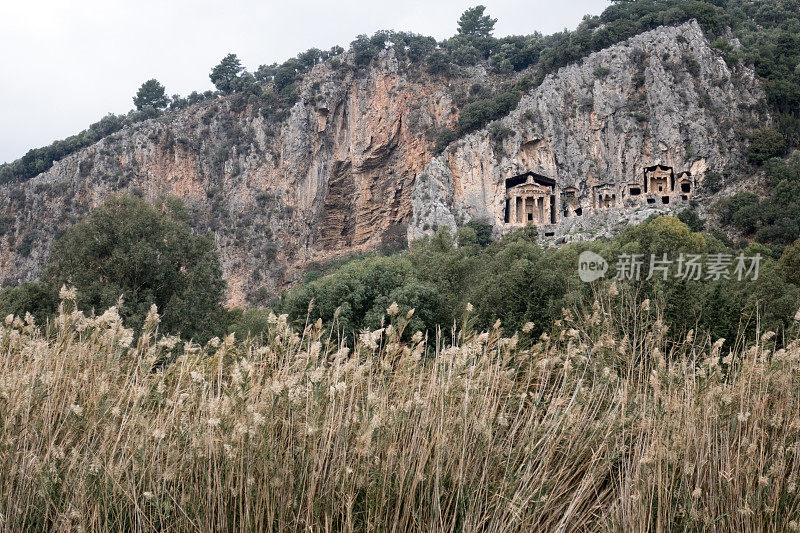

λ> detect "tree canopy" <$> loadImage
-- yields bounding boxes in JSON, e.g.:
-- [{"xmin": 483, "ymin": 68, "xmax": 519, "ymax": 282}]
[
  {"xmin": 456, "ymin": 6, "xmax": 496, "ymax": 38},
  {"xmin": 133, "ymin": 79, "xmax": 169, "ymax": 110},
  {"xmin": 44, "ymin": 194, "xmax": 227, "ymax": 342},
  {"xmin": 0, "ymin": 282, "xmax": 57, "ymax": 326},
  {"xmin": 209, "ymin": 54, "xmax": 244, "ymax": 94}
]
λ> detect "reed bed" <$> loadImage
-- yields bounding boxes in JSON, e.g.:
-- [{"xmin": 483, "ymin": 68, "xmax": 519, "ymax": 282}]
[{"xmin": 0, "ymin": 288, "xmax": 799, "ymax": 531}]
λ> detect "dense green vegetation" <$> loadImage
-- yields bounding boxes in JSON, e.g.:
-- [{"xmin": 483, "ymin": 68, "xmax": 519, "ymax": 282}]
[
  {"xmin": 720, "ymin": 154, "xmax": 800, "ymax": 246},
  {"xmin": 0, "ymin": 282, "xmax": 56, "ymax": 326},
  {"xmin": 5, "ymin": 196, "xmax": 799, "ymax": 350},
  {"xmin": 47, "ymin": 195, "xmax": 227, "ymax": 342},
  {"xmin": 280, "ymin": 215, "xmax": 800, "ymax": 346},
  {"xmin": 0, "ymin": 195, "xmax": 227, "ymax": 343}
]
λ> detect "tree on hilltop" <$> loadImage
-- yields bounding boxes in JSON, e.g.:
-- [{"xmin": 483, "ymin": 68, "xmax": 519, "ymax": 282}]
[
  {"xmin": 133, "ymin": 79, "xmax": 169, "ymax": 110},
  {"xmin": 210, "ymin": 54, "xmax": 244, "ymax": 94},
  {"xmin": 457, "ymin": 6, "xmax": 496, "ymax": 38}
]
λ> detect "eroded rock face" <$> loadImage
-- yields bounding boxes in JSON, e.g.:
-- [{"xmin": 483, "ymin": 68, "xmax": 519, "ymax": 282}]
[
  {"xmin": 409, "ymin": 20, "xmax": 766, "ymax": 243},
  {"xmin": 0, "ymin": 51, "xmax": 461, "ymax": 306},
  {"xmin": 0, "ymin": 20, "xmax": 768, "ymax": 304}
]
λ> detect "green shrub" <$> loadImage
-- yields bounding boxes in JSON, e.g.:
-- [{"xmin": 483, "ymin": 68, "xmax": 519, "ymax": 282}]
[
  {"xmin": 434, "ymin": 129, "xmax": 457, "ymax": 154},
  {"xmin": 282, "ymin": 255, "xmax": 442, "ymax": 335},
  {"xmin": 45, "ymin": 195, "xmax": 227, "ymax": 342},
  {"xmin": 488, "ymin": 122, "xmax": 514, "ymax": 155},
  {"xmin": 227, "ymin": 308, "xmax": 273, "ymax": 340},
  {"xmin": 426, "ymin": 51, "xmax": 452, "ymax": 75},
  {"xmin": 456, "ymin": 91, "xmax": 521, "ymax": 136},
  {"xmin": 0, "ymin": 215, "xmax": 14, "ymax": 237},
  {"xmin": 747, "ymin": 128, "xmax": 787, "ymax": 165},
  {"xmin": 465, "ymin": 220, "xmax": 493, "ymax": 247},
  {"xmin": 703, "ymin": 171, "xmax": 723, "ymax": 193},
  {"xmin": 677, "ymin": 208, "xmax": 706, "ymax": 233},
  {"xmin": 0, "ymin": 282, "xmax": 57, "ymax": 325},
  {"xmin": 593, "ymin": 66, "xmax": 611, "ymax": 78}
]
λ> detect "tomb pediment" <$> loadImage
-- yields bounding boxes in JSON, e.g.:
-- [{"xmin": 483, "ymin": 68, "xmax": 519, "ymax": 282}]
[
  {"xmin": 644, "ymin": 164, "xmax": 674, "ymax": 174},
  {"xmin": 505, "ymin": 171, "xmax": 556, "ymax": 190}
]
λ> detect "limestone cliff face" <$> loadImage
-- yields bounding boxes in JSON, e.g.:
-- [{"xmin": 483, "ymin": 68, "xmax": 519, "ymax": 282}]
[
  {"xmin": 0, "ymin": 52, "xmax": 464, "ymax": 306},
  {"xmin": 409, "ymin": 21, "xmax": 766, "ymax": 242},
  {"xmin": 0, "ymin": 20, "xmax": 768, "ymax": 304}
]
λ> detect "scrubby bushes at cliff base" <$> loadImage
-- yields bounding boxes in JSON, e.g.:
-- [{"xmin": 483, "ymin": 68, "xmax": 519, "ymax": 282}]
[
  {"xmin": 1, "ymin": 286, "xmax": 799, "ymax": 531},
  {"xmin": 282, "ymin": 215, "xmax": 800, "ymax": 347}
]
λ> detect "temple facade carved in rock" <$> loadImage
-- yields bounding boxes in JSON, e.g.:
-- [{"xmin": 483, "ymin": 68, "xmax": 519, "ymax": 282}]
[
  {"xmin": 503, "ymin": 172, "xmax": 557, "ymax": 227},
  {"xmin": 501, "ymin": 164, "xmax": 696, "ymax": 229}
]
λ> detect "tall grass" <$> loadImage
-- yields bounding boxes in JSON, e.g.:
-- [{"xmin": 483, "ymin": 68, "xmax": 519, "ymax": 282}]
[{"xmin": 1, "ymin": 287, "xmax": 799, "ymax": 531}]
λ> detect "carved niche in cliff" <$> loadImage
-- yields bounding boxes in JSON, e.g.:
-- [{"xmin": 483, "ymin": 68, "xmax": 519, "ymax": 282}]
[
  {"xmin": 561, "ymin": 187, "xmax": 583, "ymax": 218},
  {"xmin": 677, "ymin": 171, "xmax": 693, "ymax": 200},
  {"xmin": 626, "ymin": 165, "xmax": 695, "ymax": 206},
  {"xmin": 593, "ymin": 183, "xmax": 617, "ymax": 210},
  {"xmin": 644, "ymin": 165, "xmax": 674, "ymax": 195},
  {"xmin": 627, "ymin": 183, "xmax": 643, "ymax": 197}
]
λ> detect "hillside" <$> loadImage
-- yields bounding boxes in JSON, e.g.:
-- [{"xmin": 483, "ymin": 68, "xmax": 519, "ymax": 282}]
[
  {"xmin": 3, "ymin": 0, "xmax": 800, "ymax": 310},
  {"xmin": 0, "ymin": 23, "xmax": 765, "ymax": 307},
  {"xmin": 0, "ymin": 52, "xmax": 482, "ymax": 306}
]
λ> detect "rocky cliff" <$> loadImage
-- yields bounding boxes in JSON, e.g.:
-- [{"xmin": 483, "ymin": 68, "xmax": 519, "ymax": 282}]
[
  {"xmin": 0, "ymin": 20, "xmax": 767, "ymax": 305},
  {"xmin": 410, "ymin": 20, "xmax": 765, "ymax": 242},
  {"xmin": 0, "ymin": 53, "xmax": 477, "ymax": 306}
]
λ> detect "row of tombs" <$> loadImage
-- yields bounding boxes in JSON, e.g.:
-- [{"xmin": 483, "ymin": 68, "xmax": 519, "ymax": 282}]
[{"xmin": 502, "ymin": 165, "xmax": 695, "ymax": 228}]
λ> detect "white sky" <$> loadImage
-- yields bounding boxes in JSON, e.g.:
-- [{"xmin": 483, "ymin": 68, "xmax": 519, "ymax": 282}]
[{"xmin": 0, "ymin": 0, "xmax": 610, "ymax": 164}]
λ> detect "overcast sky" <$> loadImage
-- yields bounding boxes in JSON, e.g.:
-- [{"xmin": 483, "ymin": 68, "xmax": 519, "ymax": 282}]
[{"xmin": 0, "ymin": 0, "xmax": 610, "ymax": 164}]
